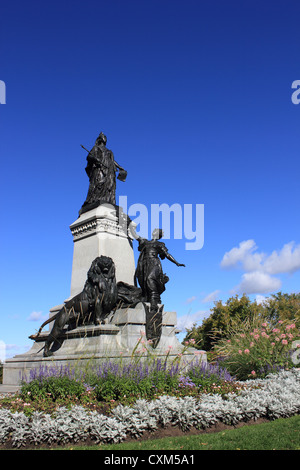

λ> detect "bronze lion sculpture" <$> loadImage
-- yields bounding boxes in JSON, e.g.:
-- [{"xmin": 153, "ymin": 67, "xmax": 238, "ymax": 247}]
[{"xmin": 30, "ymin": 255, "xmax": 118, "ymax": 357}]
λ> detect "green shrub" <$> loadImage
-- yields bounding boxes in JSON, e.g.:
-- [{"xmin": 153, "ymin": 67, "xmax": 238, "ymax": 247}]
[
  {"xmin": 92, "ymin": 369, "xmax": 179, "ymax": 402},
  {"xmin": 184, "ymin": 292, "xmax": 300, "ymax": 352},
  {"xmin": 20, "ymin": 376, "xmax": 86, "ymax": 401},
  {"xmin": 213, "ymin": 316, "xmax": 300, "ymax": 380}
]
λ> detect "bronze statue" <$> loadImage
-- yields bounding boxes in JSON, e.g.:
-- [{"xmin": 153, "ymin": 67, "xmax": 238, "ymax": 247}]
[
  {"xmin": 135, "ymin": 229, "xmax": 185, "ymax": 307},
  {"xmin": 29, "ymin": 128, "xmax": 187, "ymax": 354},
  {"xmin": 30, "ymin": 256, "xmax": 118, "ymax": 357},
  {"xmin": 135, "ymin": 229, "xmax": 185, "ymax": 347},
  {"xmin": 80, "ymin": 132, "xmax": 127, "ymax": 214},
  {"xmin": 30, "ymin": 232, "xmax": 185, "ymax": 353}
]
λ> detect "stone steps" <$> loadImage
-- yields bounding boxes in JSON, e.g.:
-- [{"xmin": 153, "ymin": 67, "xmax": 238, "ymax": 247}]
[{"xmin": 0, "ymin": 384, "xmax": 20, "ymax": 396}]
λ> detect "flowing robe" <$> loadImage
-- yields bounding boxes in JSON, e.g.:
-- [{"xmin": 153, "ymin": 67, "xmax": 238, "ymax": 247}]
[
  {"xmin": 135, "ymin": 238, "xmax": 169, "ymax": 303},
  {"xmin": 82, "ymin": 143, "xmax": 117, "ymax": 207}
]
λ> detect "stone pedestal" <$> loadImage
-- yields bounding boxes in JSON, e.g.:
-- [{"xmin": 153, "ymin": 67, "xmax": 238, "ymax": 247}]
[
  {"xmin": 2, "ymin": 303, "xmax": 207, "ymax": 385},
  {"xmin": 69, "ymin": 203, "xmax": 135, "ymax": 297}
]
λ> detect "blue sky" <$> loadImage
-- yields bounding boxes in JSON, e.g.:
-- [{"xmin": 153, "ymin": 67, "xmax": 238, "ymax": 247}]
[{"xmin": 1, "ymin": 0, "xmax": 300, "ymax": 358}]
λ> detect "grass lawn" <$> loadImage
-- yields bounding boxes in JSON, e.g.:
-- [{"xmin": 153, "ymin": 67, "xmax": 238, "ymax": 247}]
[{"xmin": 61, "ymin": 415, "xmax": 300, "ymax": 451}]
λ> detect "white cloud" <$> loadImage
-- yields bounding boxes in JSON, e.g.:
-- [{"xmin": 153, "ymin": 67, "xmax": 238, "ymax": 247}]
[
  {"xmin": 185, "ymin": 296, "xmax": 197, "ymax": 304},
  {"xmin": 255, "ymin": 294, "xmax": 269, "ymax": 305},
  {"xmin": 220, "ymin": 240, "xmax": 265, "ymax": 272},
  {"xmin": 231, "ymin": 271, "xmax": 282, "ymax": 295},
  {"xmin": 0, "ymin": 341, "xmax": 5, "ymax": 363},
  {"xmin": 263, "ymin": 242, "xmax": 300, "ymax": 275},
  {"xmin": 177, "ymin": 310, "xmax": 209, "ymax": 331},
  {"xmin": 27, "ymin": 311, "xmax": 45, "ymax": 322},
  {"xmin": 221, "ymin": 239, "xmax": 300, "ymax": 295},
  {"xmin": 221, "ymin": 240, "xmax": 300, "ymax": 276},
  {"xmin": 202, "ymin": 290, "xmax": 221, "ymax": 303}
]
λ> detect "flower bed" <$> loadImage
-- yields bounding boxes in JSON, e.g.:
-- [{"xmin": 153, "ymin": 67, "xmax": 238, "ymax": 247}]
[
  {"xmin": 18, "ymin": 358, "xmax": 235, "ymax": 405},
  {"xmin": 0, "ymin": 368, "xmax": 299, "ymax": 447}
]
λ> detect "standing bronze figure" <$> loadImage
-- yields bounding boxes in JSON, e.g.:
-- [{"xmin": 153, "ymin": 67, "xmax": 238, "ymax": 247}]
[
  {"xmin": 80, "ymin": 132, "xmax": 127, "ymax": 213},
  {"xmin": 135, "ymin": 229, "xmax": 185, "ymax": 347}
]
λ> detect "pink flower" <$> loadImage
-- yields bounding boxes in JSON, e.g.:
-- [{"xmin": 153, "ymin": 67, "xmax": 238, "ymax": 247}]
[
  {"xmin": 251, "ymin": 370, "xmax": 256, "ymax": 376},
  {"xmin": 250, "ymin": 342, "xmax": 254, "ymax": 347},
  {"xmin": 262, "ymin": 323, "xmax": 268, "ymax": 327},
  {"xmin": 273, "ymin": 328, "xmax": 280, "ymax": 333},
  {"xmin": 282, "ymin": 339, "xmax": 288, "ymax": 345},
  {"xmin": 271, "ymin": 342, "xmax": 275, "ymax": 346},
  {"xmin": 254, "ymin": 334, "xmax": 260, "ymax": 340},
  {"xmin": 238, "ymin": 350, "xmax": 243, "ymax": 354},
  {"xmin": 244, "ymin": 349, "xmax": 250, "ymax": 354}
]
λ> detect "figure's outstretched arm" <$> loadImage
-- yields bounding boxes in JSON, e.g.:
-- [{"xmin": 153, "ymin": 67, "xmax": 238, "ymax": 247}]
[{"xmin": 165, "ymin": 252, "xmax": 185, "ymax": 267}]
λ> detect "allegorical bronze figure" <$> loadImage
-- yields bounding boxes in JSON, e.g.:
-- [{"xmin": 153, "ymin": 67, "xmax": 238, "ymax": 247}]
[
  {"xmin": 135, "ymin": 229, "xmax": 185, "ymax": 347},
  {"xmin": 80, "ymin": 132, "xmax": 127, "ymax": 214},
  {"xmin": 135, "ymin": 229, "xmax": 185, "ymax": 308}
]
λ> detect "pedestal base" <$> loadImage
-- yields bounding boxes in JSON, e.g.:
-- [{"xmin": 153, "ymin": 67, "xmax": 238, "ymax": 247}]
[
  {"xmin": 2, "ymin": 303, "xmax": 207, "ymax": 385},
  {"xmin": 69, "ymin": 203, "xmax": 135, "ymax": 297}
]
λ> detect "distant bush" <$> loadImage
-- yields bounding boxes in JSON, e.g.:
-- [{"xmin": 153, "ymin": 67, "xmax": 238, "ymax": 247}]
[
  {"xmin": 184, "ymin": 292, "xmax": 300, "ymax": 351},
  {"xmin": 213, "ymin": 316, "xmax": 300, "ymax": 380}
]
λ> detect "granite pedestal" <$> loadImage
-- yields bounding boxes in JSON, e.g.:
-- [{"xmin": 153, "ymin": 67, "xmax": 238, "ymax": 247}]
[{"xmin": 69, "ymin": 203, "xmax": 135, "ymax": 297}]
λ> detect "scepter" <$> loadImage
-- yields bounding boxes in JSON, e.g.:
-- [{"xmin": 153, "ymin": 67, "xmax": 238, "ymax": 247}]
[{"xmin": 81, "ymin": 144, "xmax": 90, "ymax": 153}]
